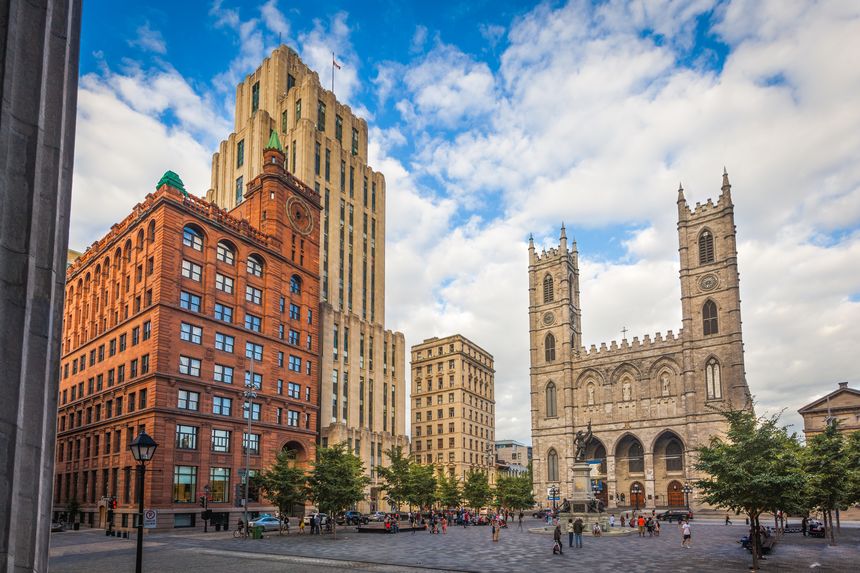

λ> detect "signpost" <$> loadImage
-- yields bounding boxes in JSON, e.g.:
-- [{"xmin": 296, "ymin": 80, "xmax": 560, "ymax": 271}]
[{"xmin": 143, "ymin": 509, "xmax": 157, "ymax": 529}]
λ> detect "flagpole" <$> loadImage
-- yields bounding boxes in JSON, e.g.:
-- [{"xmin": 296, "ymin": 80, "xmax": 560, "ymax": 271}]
[{"xmin": 331, "ymin": 51, "xmax": 335, "ymax": 94}]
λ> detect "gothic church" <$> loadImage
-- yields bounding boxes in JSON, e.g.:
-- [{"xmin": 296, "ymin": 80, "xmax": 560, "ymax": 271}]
[{"xmin": 528, "ymin": 171, "xmax": 751, "ymax": 511}]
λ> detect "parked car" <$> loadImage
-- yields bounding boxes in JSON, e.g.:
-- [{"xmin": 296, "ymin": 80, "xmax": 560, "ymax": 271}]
[
  {"xmin": 532, "ymin": 508, "xmax": 553, "ymax": 519},
  {"xmin": 50, "ymin": 522, "xmax": 65, "ymax": 533},
  {"xmin": 808, "ymin": 519, "xmax": 825, "ymax": 538},
  {"xmin": 368, "ymin": 511, "xmax": 386, "ymax": 522},
  {"xmin": 249, "ymin": 516, "xmax": 283, "ymax": 531},
  {"xmin": 656, "ymin": 509, "xmax": 694, "ymax": 523},
  {"xmin": 336, "ymin": 511, "xmax": 369, "ymax": 525},
  {"xmin": 303, "ymin": 512, "xmax": 330, "ymax": 526}
]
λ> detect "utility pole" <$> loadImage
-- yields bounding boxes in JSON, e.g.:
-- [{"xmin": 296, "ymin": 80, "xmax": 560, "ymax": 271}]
[{"xmin": 243, "ymin": 356, "xmax": 257, "ymax": 537}]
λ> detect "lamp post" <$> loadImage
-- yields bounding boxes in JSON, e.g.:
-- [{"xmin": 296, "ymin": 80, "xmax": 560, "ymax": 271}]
[
  {"xmin": 631, "ymin": 483, "xmax": 642, "ymax": 512},
  {"xmin": 682, "ymin": 482, "xmax": 693, "ymax": 511},
  {"xmin": 129, "ymin": 431, "xmax": 158, "ymax": 573},
  {"xmin": 550, "ymin": 485, "xmax": 559, "ymax": 511},
  {"xmin": 243, "ymin": 356, "xmax": 258, "ymax": 538}
]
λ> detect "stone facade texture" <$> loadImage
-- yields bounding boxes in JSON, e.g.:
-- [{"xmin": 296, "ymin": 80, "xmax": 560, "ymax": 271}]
[
  {"xmin": 529, "ymin": 173, "xmax": 752, "ymax": 511},
  {"xmin": 53, "ymin": 145, "xmax": 320, "ymax": 531},
  {"xmin": 411, "ymin": 335, "xmax": 496, "ymax": 482},
  {"xmin": 799, "ymin": 382, "xmax": 860, "ymax": 438}
]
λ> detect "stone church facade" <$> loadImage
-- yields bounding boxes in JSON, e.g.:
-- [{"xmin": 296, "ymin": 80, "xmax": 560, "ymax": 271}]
[{"xmin": 529, "ymin": 171, "xmax": 752, "ymax": 511}]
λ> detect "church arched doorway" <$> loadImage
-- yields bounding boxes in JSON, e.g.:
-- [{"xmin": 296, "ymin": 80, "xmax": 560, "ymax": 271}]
[
  {"xmin": 586, "ymin": 439, "xmax": 608, "ymax": 506},
  {"xmin": 629, "ymin": 481, "xmax": 645, "ymax": 510},
  {"xmin": 667, "ymin": 480, "xmax": 685, "ymax": 507}
]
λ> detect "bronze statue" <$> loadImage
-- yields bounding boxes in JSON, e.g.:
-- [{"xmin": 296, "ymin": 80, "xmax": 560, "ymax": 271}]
[{"xmin": 573, "ymin": 420, "xmax": 593, "ymax": 462}]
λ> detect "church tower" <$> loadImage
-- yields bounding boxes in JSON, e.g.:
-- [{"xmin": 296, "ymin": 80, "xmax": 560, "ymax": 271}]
[
  {"xmin": 677, "ymin": 170, "xmax": 750, "ymax": 409},
  {"xmin": 528, "ymin": 226, "xmax": 581, "ymax": 495}
]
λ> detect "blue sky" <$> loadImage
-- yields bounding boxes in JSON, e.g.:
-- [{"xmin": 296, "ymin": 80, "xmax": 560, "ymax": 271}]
[{"xmin": 73, "ymin": 0, "xmax": 860, "ymax": 443}]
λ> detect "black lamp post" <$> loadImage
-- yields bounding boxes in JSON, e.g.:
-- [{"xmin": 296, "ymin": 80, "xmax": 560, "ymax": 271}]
[
  {"xmin": 631, "ymin": 483, "xmax": 642, "ymax": 512},
  {"xmin": 682, "ymin": 482, "xmax": 693, "ymax": 511},
  {"xmin": 550, "ymin": 485, "xmax": 559, "ymax": 511},
  {"xmin": 129, "ymin": 431, "xmax": 158, "ymax": 573}
]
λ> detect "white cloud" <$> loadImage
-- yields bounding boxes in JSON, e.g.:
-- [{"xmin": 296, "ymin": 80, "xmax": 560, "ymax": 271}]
[
  {"xmin": 298, "ymin": 12, "xmax": 361, "ymax": 105},
  {"xmin": 129, "ymin": 22, "xmax": 167, "ymax": 54},
  {"xmin": 260, "ymin": 0, "xmax": 290, "ymax": 39}
]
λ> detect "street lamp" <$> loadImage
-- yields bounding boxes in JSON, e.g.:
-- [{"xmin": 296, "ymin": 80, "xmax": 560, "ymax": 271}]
[
  {"xmin": 631, "ymin": 483, "xmax": 642, "ymax": 512},
  {"xmin": 243, "ymin": 356, "xmax": 259, "ymax": 539},
  {"xmin": 129, "ymin": 431, "xmax": 158, "ymax": 573},
  {"xmin": 550, "ymin": 485, "xmax": 559, "ymax": 511},
  {"xmin": 682, "ymin": 482, "xmax": 693, "ymax": 510}
]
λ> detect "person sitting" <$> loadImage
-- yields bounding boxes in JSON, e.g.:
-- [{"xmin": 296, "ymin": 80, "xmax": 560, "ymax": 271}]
[{"xmin": 592, "ymin": 522, "xmax": 602, "ymax": 536}]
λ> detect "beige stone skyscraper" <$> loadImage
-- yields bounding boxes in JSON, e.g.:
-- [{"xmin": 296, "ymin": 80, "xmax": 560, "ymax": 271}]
[
  {"xmin": 206, "ymin": 46, "xmax": 407, "ymax": 512},
  {"xmin": 410, "ymin": 335, "xmax": 496, "ymax": 482}
]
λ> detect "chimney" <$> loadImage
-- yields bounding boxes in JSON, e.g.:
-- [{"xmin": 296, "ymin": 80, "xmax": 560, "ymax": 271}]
[{"xmin": 838, "ymin": 381, "xmax": 848, "ymax": 389}]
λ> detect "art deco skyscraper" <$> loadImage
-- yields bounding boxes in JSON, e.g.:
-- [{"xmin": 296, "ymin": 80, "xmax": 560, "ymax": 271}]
[{"xmin": 206, "ymin": 46, "xmax": 407, "ymax": 512}]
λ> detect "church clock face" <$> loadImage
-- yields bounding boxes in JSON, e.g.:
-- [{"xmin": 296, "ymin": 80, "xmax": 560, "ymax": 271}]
[
  {"xmin": 699, "ymin": 274, "xmax": 719, "ymax": 291},
  {"xmin": 287, "ymin": 197, "xmax": 313, "ymax": 235},
  {"xmin": 542, "ymin": 311, "xmax": 555, "ymax": 326}
]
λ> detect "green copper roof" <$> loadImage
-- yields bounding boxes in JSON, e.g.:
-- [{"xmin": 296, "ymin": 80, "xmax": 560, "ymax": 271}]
[
  {"xmin": 157, "ymin": 170, "xmax": 187, "ymax": 196},
  {"xmin": 265, "ymin": 129, "xmax": 283, "ymax": 152}
]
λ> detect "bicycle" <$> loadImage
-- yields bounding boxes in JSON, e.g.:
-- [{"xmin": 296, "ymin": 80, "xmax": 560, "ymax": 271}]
[{"xmin": 233, "ymin": 525, "xmax": 247, "ymax": 539}]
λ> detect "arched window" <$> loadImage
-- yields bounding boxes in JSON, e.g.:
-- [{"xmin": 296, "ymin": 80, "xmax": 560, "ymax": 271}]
[
  {"xmin": 545, "ymin": 333, "xmax": 556, "ymax": 362},
  {"xmin": 705, "ymin": 358, "xmax": 722, "ymax": 399},
  {"xmin": 147, "ymin": 220, "xmax": 156, "ymax": 243},
  {"xmin": 665, "ymin": 440, "xmax": 684, "ymax": 472},
  {"xmin": 547, "ymin": 449, "xmax": 559, "ymax": 482},
  {"xmin": 702, "ymin": 300, "xmax": 718, "ymax": 336},
  {"xmin": 698, "ymin": 230, "xmax": 715, "ymax": 264},
  {"xmin": 543, "ymin": 274, "xmax": 554, "ymax": 303},
  {"xmin": 246, "ymin": 255, "xmax": 264, "ymax": 277},
  {"xmin": 628, "ymin": 441, "xmax": 644, "ymax": 473},
  {"xmin": 216, "ymin": 241, "xmax": 235, "ymax": 265},
  {"xmin": 290, "ymin": 275, "xmax": 302, "ymax": 294},
  {"xmin": 545, "ymin": 382, "xmax": 557, "ymax": 417},
  {"xmin": 592, "ymin": 443, "xmax": 607, "ymax": 474},
  {"xmin": 569, "ymin": 273, "xmax": 573, "ymax": 302},
  {"xmin": 136, "ymin": 229, "xmax": 145, "ymax": 250},
  {"xmin": 182, "ymin": 225, "xmax": 204, "ymax": 251}
]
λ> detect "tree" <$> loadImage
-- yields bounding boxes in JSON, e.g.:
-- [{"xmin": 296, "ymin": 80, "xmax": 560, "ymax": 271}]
[
  {"xmin": 66, "ymin": 497, "xmax": 81, "ymax": 525},
  {"xmin": 495, "ymin": 473, "xmax": 536, "ymax": 511},
  {"xmin": 804, "ymin": 422, "xmax": 850, "ymax": 545},
  {"xmin": 306, "ymin": 443, "xmax": 370, "ymax": 537},
  {"xmin": 259, "ymin": 450, "xmax": 307, "ymax": 534},
  {"xmin": 845, "ymin": 431, "xmax": 860, "ymax": 508},
  {"xmin": 695, "ymin": 408, "xmax": 805, "ymax": 572},
  {"xmin": 436, "ymin": 471, "xmax": 462, "ymax": 509},
  {"xmin": 462, "ymin": 470, "xmax": 493, "ymax": 511},
  {"xmin": 376, "ymin": 445, "xmax": 411, "ymax": 511},
  {"xmin": 406, "ymin": 463, "xmax": 437, "ymax": 510}
]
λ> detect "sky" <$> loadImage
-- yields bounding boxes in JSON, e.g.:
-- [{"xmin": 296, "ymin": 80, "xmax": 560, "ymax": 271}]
[{"xmin": 72, "ymin": 0, "xmax": 860, "ymax": 444}]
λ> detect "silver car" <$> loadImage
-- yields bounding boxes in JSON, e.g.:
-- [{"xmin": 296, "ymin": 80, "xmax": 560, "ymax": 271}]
[{"xmin": 249, "ymin": 516, "xmax": 283, "ymax": 531}]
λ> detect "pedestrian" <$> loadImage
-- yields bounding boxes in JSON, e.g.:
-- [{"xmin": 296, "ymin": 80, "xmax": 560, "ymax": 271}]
[
  {"xmin": 609, "ymin": 514, "xmax": 615, "ymax": 528},
  {"xmin": 654, "ymin": 519, "xmax": 661, "ymax": 537},
  {"xmin": 283, "ymin": 515, "xmax": 290, "ymax": 534},
  {"xmin": 725, "ymin": 514, "xmax": 732, "ymax": 526},
  {"xmin": 518, "ymin": 511, "xmax": 524, "ymax": 530},
  {"xmin": 553, "ymin": 524, "xmax": 563, "ymax": 554},
  {"xmin": 442, "ymin": 517, "xmax": 448, "ymax": 534},
  {"xmin": 620, "ymin": 515, "xmax": 625, "ymax": 528},
  {"xmin": 801, "ymin": 516, "xmax": 808, "ymax": 537},
  {"xmin": 638, "ymin": 515, "xmax": 646, "ymax": 537},
  {"xmin": 567, "ymin": 518, "xmax": 574, "ymax": 548},
  {"xmin": 494, "ymin": 517, "xmax": 501, "ymax": 542},
  {"xmin": 491, "ymin": 520, "xmax": 497, "ymax": 542},
  {"xmin": 573, "ymin": 517, "xmax": 584, "ymax": 548},
  {"xmin": 298, "ymin": 517, "xmax": 305, "ymax": 534},
  {"xmin": 680, "ymin": 520, "xmax": 692, "ymax": 548}
]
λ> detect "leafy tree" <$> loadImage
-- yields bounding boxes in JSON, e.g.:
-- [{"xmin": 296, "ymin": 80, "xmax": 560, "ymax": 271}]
[
  {"xmin": 495, "ymin": 473, "xmax": 536, "ymax": 511},
  {"xmin": 376, "ymin": 445, "xmax": 411, "ymax": 511},
  {"xmin": 804, "ymin": 422, "xmax": 850, "ymax": 545},
  {"xmin": 845, "ymin": 431, "xmax": 860, "ymax": 508},
  {"xmin": 306, "ymin": 443, "xmax": 370, "ymax": 537},
  {"xmin": 259, "ymin": 450, "xmax": 307, "ymax": 534},
  {"xmin": 66, "ymin": 497, "xmax": 81, "ymax": 525},
  {"xmin": 462, "ymin": 470, "xmax": 493, "ymax": 511},
  {"xmin": 436, "ymin": 470, "xmax": 462, "ymax": 509},
  {"xmin": 406, "ymin": 463, "xmax": 437, "ymax": 510},
  {"xmin": 695, "ymin": 408, "xmax": 805, "ymax": 572}
]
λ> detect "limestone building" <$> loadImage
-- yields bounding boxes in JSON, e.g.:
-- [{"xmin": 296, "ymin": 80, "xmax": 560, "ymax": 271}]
[
  {"xmin": 799, "ymin": 382, "xmax": 860, "ymax": 438},
  {"xmin": 529, "ymin": 172, "xmax": 752, "ymax": 511},
  {"xmin": 205, "ymin": 46, "xmax": 407, "ymax": 512},
  {"xmin": 410, "ymin": 335, "xmax": 496, "ymax": 482}
]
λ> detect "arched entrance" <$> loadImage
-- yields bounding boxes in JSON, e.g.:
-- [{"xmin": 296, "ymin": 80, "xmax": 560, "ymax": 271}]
[
  {"xmin": 586, "ymin": 439, "xmax": 608, "ymax": 507},
  {"xmin": 629, "ymin": 481, "xmax": 645, "ymax": 510},
  {"xmin": 667, "ymin": 480, "xmax": 685, "ymax": 507},
  {"xmin": 282, "ymin": 441, "xmax": 309, "ymax": 466}
]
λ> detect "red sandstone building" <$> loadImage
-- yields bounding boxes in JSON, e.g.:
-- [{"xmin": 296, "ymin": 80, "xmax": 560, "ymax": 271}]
[{"xmin": 54, "ymin": 138, "xmax": 319, "ymax": 530}]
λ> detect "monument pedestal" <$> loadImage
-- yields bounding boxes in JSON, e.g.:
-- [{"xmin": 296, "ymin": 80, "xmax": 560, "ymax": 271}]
[{"xmin": 559, "ymin": 462, "xmax": 610, "ymax": 531}]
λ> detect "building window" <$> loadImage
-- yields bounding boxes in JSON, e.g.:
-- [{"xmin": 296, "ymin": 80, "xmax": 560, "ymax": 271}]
[
  {"xmin": 287, "ymin": 382, "xmax": 301, "ymax": 399},
  {"xmin": 698, "ymin": 230, "xmax": 715, "ymax": 264},
  {"xmin": 288, "ymin": 355, "xmax": 301, "ymax": 372},
  {"xmin": 351, "ymin": 128, "xmax": 359, "ymax": 155},
  {"xmin": 177, "ymin": 389, "xmax": 199, "ymax": 410},
  {"xmin": 243, "ymin": 402, "xmax": 261, "ymax": 421},
  {"xmin": 705, "ymin": 358, "xmax": 722, "ymax": 399},
  {"xmin": 246, "ymin": 255, "xmax": 264, "ymax": 277},
  {"xmin": 543, "ymin": 274, "xmax": 554, "ymax": 302},
  {"xmin": 287, "ymin": 73, "xmax": 295, "ymax": 91},
  {"xmin": 182, "ymin": 225, "xmax": 203, "ymax": 251},
  {"xmin": 179, "ymin": 322, "xmax": 202, "ymax": 344},
  {"xmin": 214, "ymin": 364, "xmax": 234, "ymax": 384},
  {"xmin": 545, "ymin": 382, "xmax": 557, "ymax": 417},
  {"xmin": 214, "ymin": 303, "xmax": 233, "ymax": 323},
  {"xmin": 289, "ymin": 303, "xmax": 300, "ymax": 320},
  {"xmin": 251, "ymin": 81, "xmax": 259, "ymax": 112},
  {"xmin": 295, "ymin": 99, "xmax": 301, "ymax": 120},
  {"xmin": 288, "ymin": 329, "xmax": 299, "ymax": 345},
  {"xmin": 281, "ymin": 110, "xmax": 288, "ymax": 133},
  {"xmin": 217, "ymin": 241, "xmax": 235, "ymax": 265},
  {"xmin": 317, "ymin": 100, "xmax": 326, "ymax": 131},
  {"xmin": 175, "ymin": 425, "xmax": 198, "ymax": 450},
  {"xmin": 246, "ymin": 286, "xmax": 262, "ymax": 305},
  {"xmin": 209, "ymin": 467, "xmax": 230, "ymax": 503},
  {"xmin": 335, "ymin": 115, "xmax": 343, "ymax": 142},
  {"xmin": 665, "ymin": 440, "xmax": 684, "ymax": 472},
  {"xmin": 290, "ymin": 275, "xmax": 301, "ymax": 294},
  {"xmin": 211, "ymin": 429, "xmax": 230, "ymax": 453},
  {"xmin": 235, "ymin": 176, "xmax": 244, "ymax": 204},
  {"xmin": 245, "ymin": 342, "xmax": 263, "ymax": 361},
  {"xmin": 287, "ymin": 410, "xmax": 299, "ymax": 427},
  {"xmin": 314, "ymin": 142, "xmax": 321, "ymax": 176},
  {"xmin": 178, "ymin": 356, "xmax": 201, "ymax": 377},
  {"xmin": 180, "ymin": 291, "xmax": 201, "ymax": 312},
  {"xmin": 181, "ymin": 260, "xmax": 202, "ymax": 282},
  {"xmin": 214, "ymin": 332, "xmax": 234, "ymax": 353},
  {"xmin": 243, "ymin": 313, "xmax": 261, "ymax": 332},
  {"xmin": 544, "ymin": 333, "xmax": 556, "ymax": 362},
  {"xmin": 213, "ymin": 396, "xmax": 232, "ymax": 416},
  {"xmin": 172, "ymin": 466, "xmax": 196, "ymax": 503},
  {"xmin": 628, "ymin": 442, "xmax": 645, "ymax": 473},
  {"xmin": 702, "ymin": 300, "xmax": 718, "ymax": 336},
  {"xmin": 547, "ymin": 449, "xmax": 559, "ymax": 482},
  {"xmin": 215, "ymin": 273, "xmax": 234, "ymax": 294},
  {"xmin": 243, "ymin": 432, "xmax": 260, "ymax": 454},
  {"xmin": 236, "ymin": 139, "xmax": 244, "ymax": 167}
]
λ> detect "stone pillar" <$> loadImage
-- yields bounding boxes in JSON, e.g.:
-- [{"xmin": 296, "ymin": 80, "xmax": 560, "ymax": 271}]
[
  {"xmin": 606, "ymin": 455, "xmax": 617, "ymax": 508},
  {"xmin": 644, "ymin": 452, "xmax": 655, "ymax": 510},
  {"xmin": 0, "ymin": 1, "xmax": 81, "ymax": 571}
]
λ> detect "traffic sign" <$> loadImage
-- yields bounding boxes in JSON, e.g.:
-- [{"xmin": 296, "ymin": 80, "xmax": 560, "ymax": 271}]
[{"xmin": 143, "ymin": 509, "xmax": 157, "ymax": 529}]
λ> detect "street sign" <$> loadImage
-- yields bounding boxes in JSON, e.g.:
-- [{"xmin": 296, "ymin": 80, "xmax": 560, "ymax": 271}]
[
  {"xmin": 547, "ymin": 497, "xmax": 559, "ymax": 501},
  {"xmin": 143, "ymin": 509, "xmax": 157, "ymax": 529}
]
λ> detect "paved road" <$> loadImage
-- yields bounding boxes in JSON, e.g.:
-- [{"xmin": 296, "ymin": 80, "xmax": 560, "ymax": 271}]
[{"xmin": 49, "ymin": 518, "xmax": 860, "ymax": 572}]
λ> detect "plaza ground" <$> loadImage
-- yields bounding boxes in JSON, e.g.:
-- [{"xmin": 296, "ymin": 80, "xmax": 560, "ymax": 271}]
[{"xmin": 49, "ymin": 517, "xmax": 860, "ymax": 572}]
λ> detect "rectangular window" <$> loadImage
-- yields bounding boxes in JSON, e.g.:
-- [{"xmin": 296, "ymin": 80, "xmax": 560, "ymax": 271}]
[
  {"xmin": 245, "ymin": 342, "xmax": 263, "ymax": 361},
  {"xmin": 214, "ymin": 332, "xmax": 234, "ymax": 353},
  {"xmin": 236, "ymin": 139, "xmax": 245, "ymax": 167},
  {"xmin": 179, "ymin": 322, "xmax": 202, "ymax": 344},
  {"xmin": 214, "ymin": 364, "xmax": 234, "ymax": 384},
  {"xmin": 277, "ymin": 351, "xmax": 284, "ymax": 368},
  {"xmin": 288, "ymin": 355, "xmax": 301, "ymax": 372},
  {"xmin": 209, "ymin": 467, "xmax": 230, "ymax": 503},
  {"xmin": 215, "ymin": 273, "xmax": 234, "ymax": 293},
  {"xmin": 352, "ymin": 128, "xmax": 359, "ymax": 155},
  {"xmin": 178, "ymin": 356, "xmax": 201, "ymax": 377},
  {"xmin": 243, "ymin": 432, "xmax": 260, "ymax": 455},
  {"xmin": 141, "ymin": 354, "xmax": 149, "ymax": 374},
  {"xmin": 314, "ymin": 142, "xmax": 321, "ymax": 176},
  {"xmin": 287, "ymin": 410, "xmax": 299, "ymax": 427},
  {"xmin": 143, "ymin": 321, "xmax": 151, "ymax": 340},
  {"xmin": 281, "ymin": 110, "xmax": 288, "ymax": 133},
  {"xmin": 177, "ymin": 389, "xmax": 200, "ymax": 410},
  {"xmin": 131, "ymin": 327, "xmax": 140, "ymax": 346},
  {"xmin": 287, "ymin": 73, "xmax": 295, "ymax": 91},
  {"xmin": 175, "ymin": 425, "xmax": 198, "ymax": 450},
  {"xmin": 180, "ymin": 291, "xmax": 201, "ymax": 312},
  {"xmin": 117, "ymin": 364, "xmax": 125, "ymax": 383},
  {"xmin": 139, "ymin": 389, "xmax": 147, "ymax": 409},
  {"xmin": 244, "ymin": 313, "xmax": 262, "ymax": 332},
  {"xmin": 172, "ymin": 466, "xmax": 197, "ymax": 503},
  {"xmin": 244, "ymin": 371, "xmax": 262, "ymax": 389},
  {"xmin": 335, "ymin": 115, "xmax": 343, "ymax": 142},
  {"xmin": 289, "ymin": 303, "xmax": 300, "ymax": 320},
  {"xmin": 245, "ymin": 285, "xmax": 262, "ymax": 305},
  {"xmin": 214, "ymin": 303, "xmax": 233, "ymax": 323},
  {"xmin": 325, "ymin": 149, "xmax": 331, "ymax": 181},
  {"xmin": 181, "ymin": 260, "xmax": 202, "ymax": 281},
  {"xmin": 317, "ymin": 100, "xmax": 326, "ymax": 131},
  {"xmin": 288, "ymin": 329, "xmax": 299, "ymax": 345},
  {"xmin": 295, "ymin": 99, "xmax": 301, "ymax": 120},
  {"xmin": 216, "ymin": 242, "xmax": 235, "ymax": 265},
  {"xmin": 212, "ymin": 429, "xmax": 230, "ymax": 453},
  {"xmin": 213, "ymin": 396, "xmax": 232, "ymax": 416},
  {"xmin": 251, "ymin": 81, "xmax": 259, "ymax": 112},
  {"xmin": 235, "ymin": 176, "xmax": 244, "ymax": 204}
]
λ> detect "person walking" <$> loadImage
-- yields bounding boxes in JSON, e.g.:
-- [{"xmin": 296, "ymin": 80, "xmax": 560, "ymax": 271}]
[
  {"xmin": 518, "ymin": 511, "xmax": 524, "ymax": 530},
  {"xmin": 298, "ymin": 517, "xmax": 305, "ymax": 535},
  {"xmin": 493, "ymin": 517, "xmax": 501, "ymax": 542},
  {"xmin": 680, "ymin": 520, "xmax": 692, "ymax": 548},
  {"xmin": 801, "ymin": 516, "xmax": 808, "ymax": 537},
  {"xmin": 553, "ymin": 524, "xmax": 563, "ymax": 554},
  {"xmin": 574, "ymin": 517, "xmax": 584, "ymax": 548},
  {"xmin": 609, "ymin": 514, "xmax": 615, "ymax": 528},
  {"xmin": 620, "ymin": 514, "xmax": 625, "ymax": 528},
  {"xmin": 638, "ymin": 515, "xmax": 646, "ymax": 537},
  {"xmin": 654, "ymin": 519, "xmax": 661, "ymax": 537},
  {"xmin": 566, "ymin": 518, "xmax": 575, "ymax": 548},
  {"xmin": 441, "ymin": 516, "xmax": 448, "ymax": 534},
  {"xmin": 725, "ymin": 514, "xmax": 732, "ymax": 526}
]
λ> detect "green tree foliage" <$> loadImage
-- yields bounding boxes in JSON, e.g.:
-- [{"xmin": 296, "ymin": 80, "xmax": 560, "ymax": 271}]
[
  {"xmin": 436, "ymin": 471, "xmax": 463, "ymax": 509},
  {"xmin": 803, "ymin": 423, "xmax": 851, "ymax": 545},
  {"xmin": 695, "ymin": 408, "xmax": 805, "ymax": 572},
  {"xmin": 66, "ymin": 497, "xmax": 81, "ymax": 524},
  {"xmin": 406, "ymin": 463, "xmax": 437, "ymax": 509},
  {"xmin": 259, "ymin": 450, "xmax": 307, "ymax": 533},
  {"xmin": 306, "ymin": 443, "xmax": 370, "ymax": 537},
  {"xmin": 376, "ymin": 445, "xmax": 411, "ymax": 510},
  {"xmin": 845, "ymin": 431, "xmax": 860, "ymax": 507},
  {"xmin": 495, "ymin": 473, "xmax": 536, "ymax": 511},
  {"xmin": 462, "ymin": 470, "xmax": 493, "ymax": 510}
]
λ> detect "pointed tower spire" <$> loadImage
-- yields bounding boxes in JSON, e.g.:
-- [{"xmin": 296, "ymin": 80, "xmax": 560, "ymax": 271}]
[
  {"xmin": 559, "ymin": 222, "xmax": 567, "ymax": 251},
  {"xmin": 528, "ymin": 232, "xmax": 536, "ymax": 264},
  {"xmin": 265, "ymin": 129, "xmax": 283, "ymax": 152},
  {"xmin": 721, "ymin": 167, "xmax": 733, "ymax": 205},
  {"xmin": 677, "ymin": 181, "xmax": 685, "ymax": 202}
]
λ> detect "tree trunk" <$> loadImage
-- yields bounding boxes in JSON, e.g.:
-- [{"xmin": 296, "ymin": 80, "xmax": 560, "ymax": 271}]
[
  {"xmin": 750, "ymin": 514, "xmax": 761, "ymax": 572},
  {"xmin": 835, "ymin": 508, "xmax": 841, "ymax": 533},
  {"xmin": 827, "ymin": 510, "xmax": 836, "ymax": 546}
]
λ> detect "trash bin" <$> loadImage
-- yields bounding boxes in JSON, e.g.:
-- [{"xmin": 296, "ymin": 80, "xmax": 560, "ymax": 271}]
[{"xmin": 252, "ymin": 525, "xmax": 264, "ymax": 539}]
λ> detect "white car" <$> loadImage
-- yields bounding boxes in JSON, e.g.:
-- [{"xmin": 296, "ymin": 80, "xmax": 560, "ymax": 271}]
[{"xmin": 249, "ymin": 516, "xmax": 283, "ymax": 531}]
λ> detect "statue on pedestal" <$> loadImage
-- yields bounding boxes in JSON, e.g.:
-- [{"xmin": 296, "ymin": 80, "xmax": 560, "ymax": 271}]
[{"xmin": 573, "ymin": 420, "xmax": 593, "ymax": 462}]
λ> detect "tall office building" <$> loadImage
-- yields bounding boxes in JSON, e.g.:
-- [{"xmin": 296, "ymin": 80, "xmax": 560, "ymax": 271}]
[
  {"xmin": 410, "ymin": 335, "xmax": 496, "ymax": 482},
  {"xmin": 206, "ymin": 46, "xmax": 407, "ymax": 512}
]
